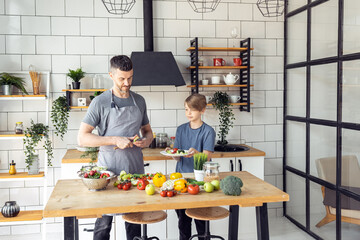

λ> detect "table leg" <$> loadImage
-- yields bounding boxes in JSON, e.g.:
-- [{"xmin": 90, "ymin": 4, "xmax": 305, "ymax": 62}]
[
  {"xmin": 228, "ymin": 205, "xmax": 239, "ymax": 240},
  {"xmin": 64, "ymin": 217, "xmax": 79, "ymax": 240},
  {"xmin": 256, "ymin": 203, "xmax": 269, "ymax": 240}
]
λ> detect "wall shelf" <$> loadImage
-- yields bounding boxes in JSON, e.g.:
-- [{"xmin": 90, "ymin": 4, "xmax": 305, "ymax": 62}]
[
  {"xmin": 0, "ymin": 95, "xmax": 46, "ymax": 100},
  {"xmin": 62, "ymin": 89, "xmax": 107, "ymax": 92},
  {"xmin": 207, "ymin": 103, "xmax": 254, "ymax": 106},
  {"xmin": 0, "ymin": 210, "xmax": 43, "ymax": 223},
  {"xmin": 0, "ymin": 134, "xmax": 25, "ymax": 138},
  {"xmin": 186, "ymin": 47, "xmax": 254, "ymax": 52},
  {"xmin": 0, "ymin": 172, "xmax": 44, "ymax": 180},
  {"xmin": 62, "ymin": 89, "xmax": 107, "ymax": 109},
  {"xmin": 69, "ymin": 106, "xmax": 89, "ymax": 109},
  {"xmin": 188, "ymin": 37, "xmax": 253, "ymax": 112}
]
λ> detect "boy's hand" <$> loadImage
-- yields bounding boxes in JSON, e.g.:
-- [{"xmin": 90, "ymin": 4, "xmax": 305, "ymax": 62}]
[{"xmin": 185, "ymin": 148, "xmax": 199, "ymax": 158}]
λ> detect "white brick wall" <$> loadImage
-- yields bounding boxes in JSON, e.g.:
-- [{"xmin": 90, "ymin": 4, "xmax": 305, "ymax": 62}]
[{"xmin": 0, "ymin": 0, "xmax": 284, "ymax": 236}]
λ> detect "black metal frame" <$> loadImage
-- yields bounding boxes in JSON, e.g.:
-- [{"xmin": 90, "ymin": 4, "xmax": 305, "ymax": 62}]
[
  {"xmin": 189, "ymin": 37, "xmax": 252, "ymax": 112},
  {"xmin": 284, "ymin": 0, "xmax": 360, "ymax": 239}
]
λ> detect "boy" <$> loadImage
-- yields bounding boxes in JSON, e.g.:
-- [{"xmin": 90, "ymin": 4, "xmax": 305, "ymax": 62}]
[{"xmin": 172, "ymin": 93, "xmax": 216, "ymax": 240}]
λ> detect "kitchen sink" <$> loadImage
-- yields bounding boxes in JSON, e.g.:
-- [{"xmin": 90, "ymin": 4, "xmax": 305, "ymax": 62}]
[{"xmin": 214, "ymin": 144, "xmax": 249, "ymax": 152}]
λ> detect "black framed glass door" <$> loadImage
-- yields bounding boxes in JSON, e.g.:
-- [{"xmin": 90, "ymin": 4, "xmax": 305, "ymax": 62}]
[{"xmin": 284, "ymin": 0, "xmax": 360, "ymax": 239}]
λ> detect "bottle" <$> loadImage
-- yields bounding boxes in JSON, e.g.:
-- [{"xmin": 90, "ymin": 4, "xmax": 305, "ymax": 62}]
[
  {"xmin": 9, "ymin": 160, "xmax": 16, "ymax": 175},
  {"xmin": 150, "ymin": 132, "xmax": 156, "ymax": 149},
  {"xmin": 169, "ymin": 137, "xmax": 175, "ymax": 148},
  {"xmin": 15, "ymin": 122, "xmax": 23, "ymax": 134}
]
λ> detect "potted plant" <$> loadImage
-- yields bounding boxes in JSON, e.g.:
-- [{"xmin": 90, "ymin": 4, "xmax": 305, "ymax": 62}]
[
  {"xmin": 193, "ymin": 153, "xmax": 208, "ymax": 181},
  {"xmin": 67, "ymin": 68, "xmax": 85, "ymax": 89},
  {"xmin": 51, "ymin": 96, "xmax": 70, "ymax": 140},
  {"xmin": 0, "ymin": 73, "xmax": 28, "ymax": 95},
  {"xmin": 89, "ymin": 91, "xmax": 103, "ymax": 101},
  {"xmin": 23, "ymin": 120, "xmax": 53, "ymax": 173},
  {"xmin": 212, "ymin": 91, "xmax": 235, "ymax": 148}
]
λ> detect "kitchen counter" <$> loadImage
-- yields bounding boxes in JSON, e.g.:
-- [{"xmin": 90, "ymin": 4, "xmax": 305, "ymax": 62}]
[{"xmin": 61, "ymin": 145, "xmax": 265, "ymax": 164}]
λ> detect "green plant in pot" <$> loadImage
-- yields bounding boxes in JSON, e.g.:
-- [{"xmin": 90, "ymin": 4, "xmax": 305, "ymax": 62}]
[
  {"xmin": 51, "ymin": 96, "xmax": 70, "ymax": 140},
  {"xmin": 89, "ymin": 91, "xmax": 103, "ymax": 101},
  {"xmin": 67, "ymin": 68, "xmax": 85, "ymax": 89},
  {"xmin": 212, "ymin": 91, "xmax": 235, "ymax": 150},
  {"xmin": 23, "ymin": 120, "xmax": 53, "ymax": 172},
  {"xmin": 193, "ymin": 153, "xmax": 208, "ymax": 181},
  {"xmin": 0, "ymin": 73, "xmax": 28, "ymax": 95}
]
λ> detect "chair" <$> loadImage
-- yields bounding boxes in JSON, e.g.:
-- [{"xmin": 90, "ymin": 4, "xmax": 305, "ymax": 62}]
[
  {"xmin": 185, "ymin": 206, "xmax": 229, "ymax": 240},
  {"xmin": 315, "ymin": 155, "xmax": 360, "ymax": 227},
  {"xmin": 122, "ymin": 211, "xmax": 167, "ymax": 240}
]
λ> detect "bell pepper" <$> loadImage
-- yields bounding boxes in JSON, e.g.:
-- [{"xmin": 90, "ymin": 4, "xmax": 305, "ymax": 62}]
[
  {"xmin": 137, "ymin": 179, "xmax": 149, "ymax": 190},
  {"xmin": 170, "ymin": 172, "xmax": 183, "ymax": 180},
  {"xmin": 174, "ymin": 179, "xmax": 187, "ymax": 192},
  {"xmin": 153, "ymin": 172, "xmax": 166, "ymax": 187}
]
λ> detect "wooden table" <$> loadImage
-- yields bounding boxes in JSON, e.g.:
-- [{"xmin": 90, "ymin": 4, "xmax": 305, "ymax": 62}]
[{"xmin": 44, "ymin": 171, "xmax": 288, "ymax": 240}]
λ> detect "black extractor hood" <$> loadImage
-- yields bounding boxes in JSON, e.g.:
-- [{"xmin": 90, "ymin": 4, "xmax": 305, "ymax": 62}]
[{"xmin": 130, "ymin": 0, "xmax": 185, "ymax": 87}]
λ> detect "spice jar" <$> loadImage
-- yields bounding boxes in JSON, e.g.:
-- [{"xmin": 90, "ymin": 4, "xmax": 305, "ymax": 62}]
[
  {"xmin": 169, "ymin": 137, "xmax": 175, "ymax": 148},
  {"xmin": 203, "ymin": 162, "xmax": 220, "ymax": 182},
  {"xmin": 9, "ymin": 160, "xmax": 16, "ymax": 175},
  {"xmin": 156, "ymin": 133, "xmax": 169, "ymax": 148},
  {"xmin": 15, "ymin": 122, "xmax": 23, "ymax": 134}
]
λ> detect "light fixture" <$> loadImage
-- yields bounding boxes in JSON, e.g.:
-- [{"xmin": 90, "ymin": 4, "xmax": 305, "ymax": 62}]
[
  {"xmin": 256, "ymin": 0, "xmax": 285, "ymax": 17},
  {"xmin": 187, "ymin": 0, "xmax": 221, "ymax": 13},
  {"xmin": 101, "ymin": 0, "xmax": 136, "ymax": 15}
]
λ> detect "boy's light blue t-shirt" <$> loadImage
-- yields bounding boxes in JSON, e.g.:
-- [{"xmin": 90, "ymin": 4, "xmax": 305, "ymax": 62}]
[{"xmin": 174, "ymin": 122, "xmax": 216, "ymax": 173}]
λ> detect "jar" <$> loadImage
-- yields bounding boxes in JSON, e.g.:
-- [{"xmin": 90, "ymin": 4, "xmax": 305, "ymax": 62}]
[
  {"xmin": 203, "ymin": 162, "xmax": 220, "ymax": 182},
  {"xmin": 15, "ymin": 122, "xmax": 23, "ymax": 134},
  {"xmin": 156, "ymin": 133, "xmax": 168, "ymax": 148},
  {"xmin": 198, "ymin": 57, "xmax": 204, "ymax": 66},
  {"xmin": 9, "ymin": 160, "xmax": 16, "ymax": 175},
  {"xmin": 1, "ymin": 201, "xmax": 20, "ymax": 218},
  {"xmin": 93, "ymin": 74, "xmax": 104, "ymax": 89},
  {"xmin": 169, "ymin": 137, "xmax": 175, "ymax": 148}
]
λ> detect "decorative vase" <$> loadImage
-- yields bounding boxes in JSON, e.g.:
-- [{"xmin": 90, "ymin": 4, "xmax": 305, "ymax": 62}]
[
  {"xmin": 72, "ymin": 82, "xmax": 81, "ymax": 89},
  {"xmin": 194, "ymin": 169, "xmax": 205, "ymax": 181},
  {"xmin": 1, "ymin": 85, "xmax": 13, "ymax": 95},
  {"xmin": 1, "ymin": 201, "xmax": 20, "ymax": 218},
  {"xmin": 28, "ymin": 154, "xmax": 40, "ymax": 175}
]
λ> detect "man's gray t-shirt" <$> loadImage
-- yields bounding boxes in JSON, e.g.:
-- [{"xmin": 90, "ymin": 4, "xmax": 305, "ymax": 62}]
[{"xmin": 82, "ymin": 90, "xmax": 149, "ymax": 136}]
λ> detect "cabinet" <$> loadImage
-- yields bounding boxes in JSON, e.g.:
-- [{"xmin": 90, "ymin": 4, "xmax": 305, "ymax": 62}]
[
  {"xmin": 0, "ymin": 71, "xmax": 51, "ymax": 240},
  {"xmin": 187, "ymin": 37, "xmax": 254, "ymax": 112}
]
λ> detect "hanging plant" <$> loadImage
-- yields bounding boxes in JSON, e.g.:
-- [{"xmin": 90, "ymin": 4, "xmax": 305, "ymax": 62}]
[
  {"xmin": 212, "ymin": 91, "xmax": 235, "ymax": 145},
  {"xmin": 23, "ymin": 120, "xmax": 53, "ymax": 170},
  {"xmin": 81, "ymin": 148, "xmax": 99, "ymax": 166},
  {"xmin": 51, "ymin": 96, "xmax": 70, "ymax": 140}
]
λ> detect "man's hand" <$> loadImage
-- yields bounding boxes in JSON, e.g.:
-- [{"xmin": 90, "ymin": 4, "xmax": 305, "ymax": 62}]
[
  {"xmin": 114, "ymin": 136, "xmax": 133, "ymax": 149},
  {"xmin": 132, "ymin": 136, "xmax": 151, "ymax": 148}
]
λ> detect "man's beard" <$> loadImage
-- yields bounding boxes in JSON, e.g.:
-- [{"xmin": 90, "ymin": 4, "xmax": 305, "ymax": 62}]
[{"xmin": 115, "ymin": 85, "xmax": 130, "ymax": 93}]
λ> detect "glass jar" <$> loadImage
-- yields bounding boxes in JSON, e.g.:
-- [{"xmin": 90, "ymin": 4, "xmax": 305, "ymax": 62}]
[
  {"xmin": 156, "ymin": 133, "xmax": 168, "ymax": 148},
  {"xmin": 203, "ymin": 162, "xmax": 220, "ymax": 182},
  {"xmin": 169, "ymin": 137, "xmax": 175, "ymax": 148},
  {"xmin": 15, "ymin": 122, "xmax": 23, "ymax": 134}
]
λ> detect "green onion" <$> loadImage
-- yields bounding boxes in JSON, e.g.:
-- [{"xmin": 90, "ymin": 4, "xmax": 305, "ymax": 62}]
[{"xmin": 193, "ymin": 153, "xmax": 208, "ymax": 170}]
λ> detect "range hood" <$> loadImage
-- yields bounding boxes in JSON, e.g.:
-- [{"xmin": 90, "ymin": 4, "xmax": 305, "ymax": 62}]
[{"xmin": 130, "ymin": 0, "xmax": 185, "ymax": 87}]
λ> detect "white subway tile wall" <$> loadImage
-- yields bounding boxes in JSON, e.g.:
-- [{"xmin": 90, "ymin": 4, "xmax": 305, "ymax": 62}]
[{"xmin": 0, "ymin": 0, "xmax": 284, "ymax": 236}]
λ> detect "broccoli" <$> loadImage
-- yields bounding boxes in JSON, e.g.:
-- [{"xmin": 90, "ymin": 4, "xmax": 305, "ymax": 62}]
[{"xmin": 220, "ymin": 176, "xmax": 243, "ymax": 196}]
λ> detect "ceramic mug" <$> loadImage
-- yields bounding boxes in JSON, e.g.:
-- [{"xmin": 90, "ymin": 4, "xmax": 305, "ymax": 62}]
[
  {"xmin": 201, "ymin": 79, "xmax": 209, "ymax": 85},
  {"xmin": 205, "ymin": 96, "xmax": 213, "ymax": 103},
  {"xmin": 211, "ymin": 76, "xmax": 221, "ymax": 84},
  {"xmin": 230, "ymin": 95, "xmax": 241, "ymax": 103},
  {"xmin": 233, "ymin": 58, "xmax": 242, "ymax": 66},
  {"xmin": 213, "ymin": 58, "xmax": 226, "ymax": 66}
]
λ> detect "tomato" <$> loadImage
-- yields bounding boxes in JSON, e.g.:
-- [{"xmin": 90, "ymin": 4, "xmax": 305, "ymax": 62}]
[
  {"xmin": 167, "ymin": 191, "xmax": 174, "ymax": 197},
  {"xmin": 173, "ymin": 191, "xmax": 177, "ymax": 196},
  {"xmin": 122, "ymin": 184, "xmax": 130, "ymax": 191},
  {"xmin": 160, "ymin": 190, "xmax": 167, "ymax": 197},
  {"xmin": 187, "ymin": 184, "xmax": 200, "ymax": 195},
  {"xmin": 117, "ymin": 183, "xmax": 124, "ymax": 190},
  {"xmin": 125, "ymin": 182, "xmax": 132, "ymax": 188}
]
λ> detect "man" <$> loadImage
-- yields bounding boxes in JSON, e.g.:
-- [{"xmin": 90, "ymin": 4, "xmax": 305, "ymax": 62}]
[{"xmin": 78, "ymin": 55, "xmax": 153, "ymax": 240}]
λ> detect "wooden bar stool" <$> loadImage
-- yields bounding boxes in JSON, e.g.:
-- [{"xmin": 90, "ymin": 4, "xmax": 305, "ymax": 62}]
[
  {"xmin": 122, "ymin": 211, "xmax": 167, "ymax": 240},
  {"xmin": 185, "ymin": 207, "xmax": 229, "ymax": 240}
]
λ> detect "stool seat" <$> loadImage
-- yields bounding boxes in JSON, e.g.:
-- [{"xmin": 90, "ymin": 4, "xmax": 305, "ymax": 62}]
[
  {"xmin": 186, "ymin": 207, "xmax": 229, "ymax": 221},
  {"xmin": 122, "ymin": 211, "xmax": 167, "ymax": 224}
]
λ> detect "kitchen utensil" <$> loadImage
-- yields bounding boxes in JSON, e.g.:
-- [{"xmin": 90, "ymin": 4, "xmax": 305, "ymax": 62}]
[
  {"xmin": 205, "ymin": 96, "xmax": 213, "ymax": 103},
  {"xmin": 1, "ymin": 201, "xmax": 20, "ymax": 218},
  {"xmin": 223, "ymin": 72, "xmax": 239, "ymax": 85},
  {"xmin": 201, "ymin": 79, "xmax": 209, "ymax": 85},
  {"xmin": 76, "ymin": 146, "xmax": 99, "ymax": 152},
  {"xmin": 160, "ymin": 150, "xmax": 189, "ymax": 157},
  {"xmin": 29, "ymin": 65, "xmax": 41, "ymax": 95},
  {"xmin": 213, "ymin": 58, "xmax": 226, "ymax": 66},
  {"xmin": 211, "ymin": 76, "xmax": 221, "ymax": 84},
  {"xmin": 229, "ymin": 95, "xmax": 241, "ymax": 103},
  {"xmin": 233, "ymin": 58, "xmax": 242, "ymax": 66},
  {"xmin": 78, "ymin": 170, "xmax": 115, "ymax": 191}
]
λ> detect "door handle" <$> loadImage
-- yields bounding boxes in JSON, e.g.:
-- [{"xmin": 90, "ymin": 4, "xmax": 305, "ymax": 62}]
[
  {"xmin": 144, "ymin": 163, "xmax": 150, "ymax": 167},
  {"xmin": 238, "ymin": 159, "xmax": 242, "ymax": 171},
  {"xmin": 83, "ymin": 228, "xmax": 94, "ymax": 232},
  {"xmin": 230, "ymin": 160, "xmax": 234, "ymax": 172}
]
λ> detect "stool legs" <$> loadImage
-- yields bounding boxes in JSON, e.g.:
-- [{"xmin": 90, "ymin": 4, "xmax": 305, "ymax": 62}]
[
  {"xmin": 132, "ymin": 224, "xmax": 160, "ymax": 240},
  {"xmin": 188, "ymin": 221, "xmax": 225, "ymax": 240}
]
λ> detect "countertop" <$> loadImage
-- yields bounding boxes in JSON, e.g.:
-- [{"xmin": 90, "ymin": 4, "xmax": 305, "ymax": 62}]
[{"xmin": 61, "ymin": 145, "xmax": 265, "ymax": 164}]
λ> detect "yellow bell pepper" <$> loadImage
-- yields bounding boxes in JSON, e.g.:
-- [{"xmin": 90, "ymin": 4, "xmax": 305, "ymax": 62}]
[
  {"xmin": 170, "ymin": 172, "xmax": 183, "ymax": 180},
  {"xmin": 153, "ymin": 172, "xmax": 166, "ymax": 187},
  {"xmin": 174, "ymin": 179, "xmax": 187, "ymax": 192}
]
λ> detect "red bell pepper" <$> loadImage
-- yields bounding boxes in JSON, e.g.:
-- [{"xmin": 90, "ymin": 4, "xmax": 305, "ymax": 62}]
[{"xmin": 137, "ymin": 179, "xmax": 149, "ymax": 190}]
